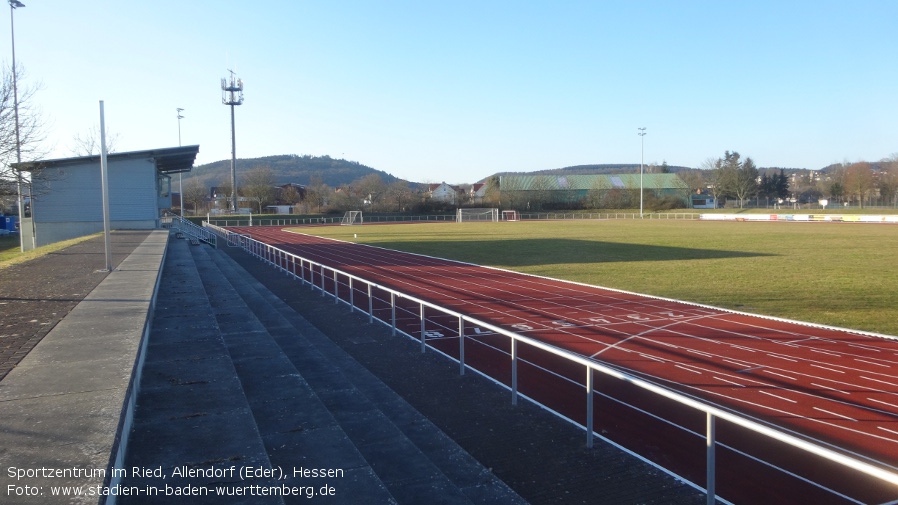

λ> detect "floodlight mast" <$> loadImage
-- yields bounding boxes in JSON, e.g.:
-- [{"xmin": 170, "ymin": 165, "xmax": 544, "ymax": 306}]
[
  {"xmin": 10, "ymin": 0, "xmax": 25, "ymax": 251},
  {"xmin": 638, "ymin": 127, "xmax": 647, "ymax": 218},
  {"xmin": 221, "ymin": 70, "xmax": 244, "ymax": 213},
  {"xmin": 176, "ymin": 108, "xmax": 184, "ymax": 217}
]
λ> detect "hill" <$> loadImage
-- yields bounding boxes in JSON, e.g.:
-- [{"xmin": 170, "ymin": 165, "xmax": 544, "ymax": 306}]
[{"xmin": 187, "ymin": 154, "xmax": 404, "ymax": 188}]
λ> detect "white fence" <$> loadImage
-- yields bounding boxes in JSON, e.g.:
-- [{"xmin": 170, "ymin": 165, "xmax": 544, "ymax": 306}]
[{"xmin": 202, "ymin": 222, "xmax": 898, "ymax": 505}]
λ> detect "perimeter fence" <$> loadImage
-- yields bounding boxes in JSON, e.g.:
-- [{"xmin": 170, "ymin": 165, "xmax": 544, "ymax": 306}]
[
  {"xmin": 203, "ymin": 212, "xmax": 699, "ymax": 228},
  {"xmin": 201, "ymin": 221, "xmax": 898, "ymax": 505}
]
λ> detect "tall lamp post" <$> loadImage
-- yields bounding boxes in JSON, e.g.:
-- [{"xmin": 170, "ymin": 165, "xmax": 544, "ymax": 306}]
[
  {"xmin": 176, "ymin": 108, "xmax": 184, "ymax": 217},
  {"xmin": 638, "ymin": 127, "xmax": 646, "ymax": 218},
  {"xmin": 9, "ymin": 0, "xmax": 24, "ymax": 251}
]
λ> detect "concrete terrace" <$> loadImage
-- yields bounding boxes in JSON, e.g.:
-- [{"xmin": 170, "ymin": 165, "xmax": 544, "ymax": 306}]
[{"xmin": 0, "ymin": 230, "xmax": 704, "ymax": 504}]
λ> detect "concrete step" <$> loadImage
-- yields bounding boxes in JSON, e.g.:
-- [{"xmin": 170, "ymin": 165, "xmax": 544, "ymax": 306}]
[
  {"xmin": 189, "ymin": 243, "xmax": 395, "ymax": 504},
  {"xmin": 203, "ymin": 244, "xmax": 525, "ymax": 505},
  {"xmin": 120, "ymin": 236, "xmax": 284, "ymax": 504}
]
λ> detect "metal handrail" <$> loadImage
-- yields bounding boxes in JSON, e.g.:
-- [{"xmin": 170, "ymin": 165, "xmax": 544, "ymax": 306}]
[
  {"xmin": 172, "ymin": 216, "xmax": 217, "ymax": 247},
  {"xmin": 202, "ymin": 222, "xmax": 898, "ymax": 504}
]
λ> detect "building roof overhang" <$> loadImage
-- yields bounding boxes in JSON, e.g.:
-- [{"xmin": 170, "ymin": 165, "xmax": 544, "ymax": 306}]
[{"xmin": 11, "ymin": 145, "xmax": 200, "ymax": 175}]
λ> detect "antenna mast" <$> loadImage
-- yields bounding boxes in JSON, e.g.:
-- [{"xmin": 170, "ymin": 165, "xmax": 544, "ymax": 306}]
[{"xmin": 221, "ymin": 70, "xmax": 244, "ymax": 213}]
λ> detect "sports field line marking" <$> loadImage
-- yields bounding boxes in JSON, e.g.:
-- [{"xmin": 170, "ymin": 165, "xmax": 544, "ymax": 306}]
[
  {"xmin": 589, "ymin": 313, "xmax": 721, "ymax": 359},
  {"xmin": 759, "ymin": 391, "xmax": 798, "ymax": 403},
  {"xmin": 674, "ymin": 364, "xmax": 702, "ymax": 375},
  {"xmin": 810, "ymin": 383, "xmax": 851, "ymax": 395},
  {"xmin": 877, "ymin": 426, "xmax": 898, "ymax": 438},
  {"xmin": 713, "ymin": 376, "xmax": 745, "ymax": 387},
  {"xmin": 867, "ymin": 398, "xmax": 898, "ymax": 412},
  {"xmin": 811, "ymin": 348, "xmax": 842, "ymax": 357},
  {"xmin": 813, "ymin": 407, "xmax": 858, "ymax": 422},
  {"xmin": 764, "ymin": 370, "xmax": 798, "ymax": 381},
  {"xmin": 811, "ymin": 364, "xmax": 846, "ymax": 374},
  {"xmin": 854, "ymin": 358, "xmax": 891, "ymax": 368}
]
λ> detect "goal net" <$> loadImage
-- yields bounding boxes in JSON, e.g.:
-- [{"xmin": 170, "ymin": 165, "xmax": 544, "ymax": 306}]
[
  {"xmin": 456, "ymin": 208, "xmax": 499, "ymax": 223},
  {"xmin": 341, "ymin": 211, "xmax": 363, "ymax": 225},
  {"xmin": 501, "ymin": 210, "xmax": 519, "ymax": 222}
]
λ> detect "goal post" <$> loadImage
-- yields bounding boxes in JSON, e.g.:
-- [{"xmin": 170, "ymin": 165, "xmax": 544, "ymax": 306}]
[
  {"xmin": 341, "ymin": 211, "xmax": 363, "ymax": 225},
  {"xmin": 501, "ymin": 210, "xmax": 519, "ymax": 222},
  {"xmin": 456, "ymin": 208, "xmax": 499, "ymax": 223}
]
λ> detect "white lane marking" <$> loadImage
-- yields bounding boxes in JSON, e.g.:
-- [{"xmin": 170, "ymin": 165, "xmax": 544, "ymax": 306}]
[
  {"xmin": 810, "ymin": 348, "xmax": 842, "ymax": 357},
  {"xmin": 766, "ymin": 353, "xmax": 798, "ymax": 362},
  {"xmin": 867, "ymin": 398, "xmax": 898, "ymax": 412},
  {"xmin": 861, "ymin": 376, "xmax": 898, "ymax": 389},
  {"xmin": 759, "ymin": 390, "xmax": 798, "ymax": 403},
  {"xmin": 810, "ymin": 364, "xmax": 845, "ymax": 374},
  {"xmin": 810, "ymin": 383, "xmax": 851, "ymax": 395},
  {"xmin": 813, "ymin": 407, "xmax": 857, "ymax": 422},
  {"xmin": 854, "ymin": 358, "xmax": 890, "ymax": 368},
  {"xmin": 675, "ymin": 364, "xmax": 702, "ymax": 375},
  {"xmin": 877, "ymin": 426, "xmax": 898, "ymax": 438},
  {"xmin": 764, "ymin": 370, "xmax": 798, "ymax": 381},
  {"xmin": 713, "ymin": 376, "xmax": 745, "ymax": 387},
  {"xmin": 639, "ymin": 353, "xmax": 664, "ymax": 362},
  {"xmin": 849, "ymin": 343, "xmax": 880, "ymax": 352}
]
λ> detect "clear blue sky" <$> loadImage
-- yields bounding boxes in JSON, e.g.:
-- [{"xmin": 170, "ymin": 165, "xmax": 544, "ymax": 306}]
[{"xmin": 4, "ymin": 0, "xmax": 896, "ymax": 183}]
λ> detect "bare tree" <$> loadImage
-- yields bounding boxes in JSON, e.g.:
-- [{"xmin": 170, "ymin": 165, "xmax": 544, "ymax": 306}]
[
  {"xmin": 241, "ymin": 165, "xmax": 276, "ymax": 213},
  {"xmin": 182, "ymin": 177, "xmax": 208, "ymax": 215},
  {"xmin": 0, "ymin": 63, "xmax": 48, "ymax": 200},
  {"xmin": 844, "ymin": 162, "xmax": 875, "ymax": 208},
  {"xmin": 70, "ymin": 125, "xmax": 120, "ymax": 156},
  {"xmin": 386, "ymin": 180, "xmax": 414, "ymax": 212},
  {"xmin": 354, "ymin": 173, "xmax": 387, "ymax": 211}
]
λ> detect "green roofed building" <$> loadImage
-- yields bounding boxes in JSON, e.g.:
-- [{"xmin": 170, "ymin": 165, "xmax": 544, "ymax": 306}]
[{"xmin": 498, "ymin": 173, "xmax": 689, "ymax": 209}]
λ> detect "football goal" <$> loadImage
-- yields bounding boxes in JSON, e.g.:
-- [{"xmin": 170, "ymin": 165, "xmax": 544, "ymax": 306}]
[
  {"xmin": 341, "ymin": 211, "xmax": 363, "ymax": 225},
  {"xmin": 501, "ymin": 210, "xmax": 519, "ymax": 222},
  {"xmin": 456, "ymin": 208, "xmax": 499, "ymax": 223}
]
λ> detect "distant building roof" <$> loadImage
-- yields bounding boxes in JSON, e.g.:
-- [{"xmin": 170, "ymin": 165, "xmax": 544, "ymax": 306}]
[{"xmin": 499, "ymin": 173, "xmax": 687, "ymax": 191}]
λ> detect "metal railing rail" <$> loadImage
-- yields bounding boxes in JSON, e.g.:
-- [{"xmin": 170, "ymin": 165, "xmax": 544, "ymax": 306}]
[
  {"xmin": 203, "ymin": 222, "xmax": 898, "ymax": 504},
  {"xmin": 171, "ymin": 216, "xmax": 217, "ymax": 247}
]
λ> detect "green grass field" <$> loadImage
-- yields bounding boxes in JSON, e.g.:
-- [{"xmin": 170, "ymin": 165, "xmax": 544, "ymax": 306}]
[{"xmin": 296, "ymin": 220, "xmax": 898, "ymax": 336}]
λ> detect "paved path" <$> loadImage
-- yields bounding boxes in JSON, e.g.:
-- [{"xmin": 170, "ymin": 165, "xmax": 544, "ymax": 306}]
[{"xmin": 0, "ymin": 230, "xmax": 167, "ymax": 504}]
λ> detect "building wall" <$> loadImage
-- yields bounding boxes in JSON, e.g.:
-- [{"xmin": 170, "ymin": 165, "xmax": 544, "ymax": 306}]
[{"xmin": 26, "ymin": 157, "xmax": 162, "ymax": 249}]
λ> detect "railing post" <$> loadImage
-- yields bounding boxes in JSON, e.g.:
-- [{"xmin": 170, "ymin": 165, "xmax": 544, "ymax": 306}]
[
  {"xmin": 320, "ymin": 265, "xmax": 326, "ymax": 296},
  {"xmin": 333, "ymin": 271, "xmax": 339, "ymax": 304},
  {"xmin": 349, "ymin": 277, "xmax": 354, "ymax": 312},
  {"xmin": 459, "ymin": 316, "xmax": 465, "ymax": 375},
  {"xmin": 511, "ymin": 338, "xmax": 518, "ymax": 405},
  {"xmin": 586, "ymin": 367, "xmax": 594, "ymax": 448},
  {"xmin": 367, "ymin": 284, "xmax": 374, "ymax": 324},
  {"xmin": 390, "ymin": 292, "xmax": 397, "ymax": 336},
  {"xmin": 707, "ymin": 412, "xmax": 716, "ymax": 505},
  {"xmin": 420, "ymin": 303, "xmax": 426, "ymax": 353}
]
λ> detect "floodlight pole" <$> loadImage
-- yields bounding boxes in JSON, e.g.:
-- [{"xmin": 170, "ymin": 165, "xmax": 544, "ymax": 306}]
[
  {"xmin": 10, "ymin": 0, "xmax": 24, "ymax": 251},
  {"xmin": 638, "ymin": 127, "xmax": 647, "ymax": 218},
  {"xmin": 177, "ymin": 108, "xmax": 184, "ymax": 217},
  {"xmin": 221, "ymin": 70, "xmax": 244, "ymax": 213}
]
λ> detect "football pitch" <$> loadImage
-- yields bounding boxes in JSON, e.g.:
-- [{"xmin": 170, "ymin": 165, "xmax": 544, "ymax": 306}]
[{"xmin": 297, "ymin": 219, "xmax": 898, "ymax": 337}]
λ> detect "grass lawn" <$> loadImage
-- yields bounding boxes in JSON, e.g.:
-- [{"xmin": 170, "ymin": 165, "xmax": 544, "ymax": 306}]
[
  {"xmin": 295, "ymin": 220, "xmax": 898, "ymax": 336},
  {"xmin": 0, "ymin": 233, "xmax": 101, "ymax": 270}
]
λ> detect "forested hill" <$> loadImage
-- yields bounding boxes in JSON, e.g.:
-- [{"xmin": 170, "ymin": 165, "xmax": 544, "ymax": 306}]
[{"xmin": 189, "ymin": 154, "xmax": 403, "ymax": 188}]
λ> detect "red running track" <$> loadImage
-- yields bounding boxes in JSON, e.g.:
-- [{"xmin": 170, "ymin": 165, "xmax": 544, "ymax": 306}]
[{"xmin": 228, "ymin": 226, "xmax": 898, "ymax": 504}]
